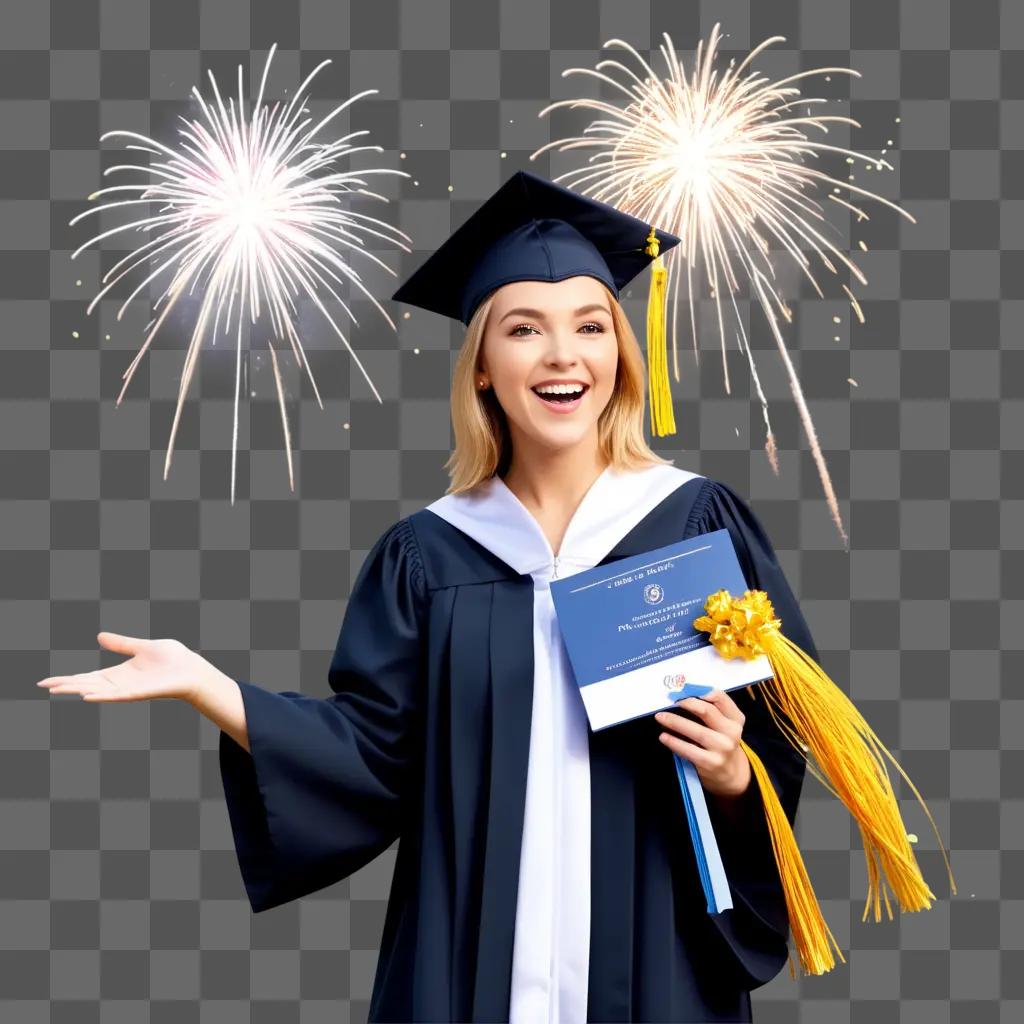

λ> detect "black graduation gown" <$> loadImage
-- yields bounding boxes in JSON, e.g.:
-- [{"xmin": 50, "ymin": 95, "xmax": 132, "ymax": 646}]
[{"xmin": 218, "ymin": 473, "xmax": 819, "ymax": 1022}]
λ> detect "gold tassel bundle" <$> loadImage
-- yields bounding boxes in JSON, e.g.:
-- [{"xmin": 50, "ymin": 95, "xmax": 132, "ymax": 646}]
[
  {"xmin": 645, "ymin": 227, "xmax": 675, "ymax": 438},
  {"xmin": 693, "ymin": 588, "xmax": 957, "ymax": 977}
]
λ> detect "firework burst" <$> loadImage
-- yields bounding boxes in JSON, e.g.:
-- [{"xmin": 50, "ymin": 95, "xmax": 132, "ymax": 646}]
[
  {"xmin": 532, "ymin": 23, "xmax": 917, "ymax": 548},
  {"xmin": 71, "ymin": 44, "xmax": 412, "ymax": 504}
]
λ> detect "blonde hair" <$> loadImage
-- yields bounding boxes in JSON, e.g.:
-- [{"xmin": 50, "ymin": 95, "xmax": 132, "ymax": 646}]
[{"xmin": 442, "ymin": 282, "xmax": 675, "ymax": 495}]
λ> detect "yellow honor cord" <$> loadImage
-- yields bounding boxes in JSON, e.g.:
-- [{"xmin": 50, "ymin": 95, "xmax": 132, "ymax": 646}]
[
  {"xmin": 694, "ymin": 588, "xmax": 957, "ymax": 976},
  {"xmin": 645, "ymin": 227, "xmax": 675, "ymax": 437}
]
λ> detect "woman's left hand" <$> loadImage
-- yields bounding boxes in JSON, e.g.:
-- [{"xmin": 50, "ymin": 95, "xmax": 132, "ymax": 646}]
[{"xmin": 654, "ymin": 689, "xmax": 752, "ymax": 799}]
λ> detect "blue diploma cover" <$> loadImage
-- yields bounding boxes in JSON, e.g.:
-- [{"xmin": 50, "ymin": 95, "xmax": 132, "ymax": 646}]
[{"xmin": 549, "ymin": 529, "xmax": 774, "ymax": 914}]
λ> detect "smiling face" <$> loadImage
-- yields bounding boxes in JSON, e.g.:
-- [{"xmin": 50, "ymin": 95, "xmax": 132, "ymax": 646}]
[{"xmin": 477, "ymin": 276, "xmax": 620, "ymax": 458}]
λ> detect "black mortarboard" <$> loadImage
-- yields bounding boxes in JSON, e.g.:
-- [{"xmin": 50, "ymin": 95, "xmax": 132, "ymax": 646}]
[{"xmin": 390, "ymin": 170, "xmax": 682, "ymax": 326}]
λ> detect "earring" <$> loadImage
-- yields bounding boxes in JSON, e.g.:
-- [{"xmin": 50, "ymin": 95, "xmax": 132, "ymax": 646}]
[{"xmin": 478, "ymin": 379, "xmax": 487, "ymax": 389}]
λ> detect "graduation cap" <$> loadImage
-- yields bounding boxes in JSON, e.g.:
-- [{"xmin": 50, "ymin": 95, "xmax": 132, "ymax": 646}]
[{"xmin": 391, "ymin": 170, "xmax": 683, "ymax": 436}]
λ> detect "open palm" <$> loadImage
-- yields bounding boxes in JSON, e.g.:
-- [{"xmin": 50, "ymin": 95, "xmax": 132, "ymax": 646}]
[{"xmin": 35, "ymin": 632, "xmax": 208, "ymax": 704}]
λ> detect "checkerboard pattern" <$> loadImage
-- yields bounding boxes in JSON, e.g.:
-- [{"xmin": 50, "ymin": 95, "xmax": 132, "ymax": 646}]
[{"xmin": 0, "ymin": 0, "xmax": 1016, "ymax": 1020}]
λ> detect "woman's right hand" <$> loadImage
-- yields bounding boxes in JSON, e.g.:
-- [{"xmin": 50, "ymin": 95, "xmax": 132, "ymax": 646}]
[{"xmin": 35, "ymin": 632, "xmax": 214, "ymax": 705}]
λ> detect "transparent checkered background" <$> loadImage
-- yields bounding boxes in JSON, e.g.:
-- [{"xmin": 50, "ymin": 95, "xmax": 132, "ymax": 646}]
[{"xmin": 0, "ymin": 0, "xmax": 1018, "ymax": 1021}]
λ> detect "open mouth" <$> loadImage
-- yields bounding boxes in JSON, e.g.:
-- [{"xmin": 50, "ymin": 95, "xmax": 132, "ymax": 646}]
[{"xmin": 530, "ymin": 384, "xmax": 590, "ymax": 408}]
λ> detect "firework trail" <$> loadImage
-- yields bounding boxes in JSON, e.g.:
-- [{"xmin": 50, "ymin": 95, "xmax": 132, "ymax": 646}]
[
  {"xmin": 532, "ymin": 23, "xmax": 917, "ymax": 547},
  {"xmin": 71, "ymin": 44, "xmax": 412, "ymax": 504}
]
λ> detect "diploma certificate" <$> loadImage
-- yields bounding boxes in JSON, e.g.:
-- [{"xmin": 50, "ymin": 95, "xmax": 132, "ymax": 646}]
[{"xmin": 550, "ymin": 528, "xmax": 774, "ymax": 732}]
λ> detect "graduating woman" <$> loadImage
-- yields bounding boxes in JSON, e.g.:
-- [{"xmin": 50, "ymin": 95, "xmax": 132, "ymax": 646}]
[{"xmin": 36, "ymin": 171, "xmax": 821, "ymax": 1023}]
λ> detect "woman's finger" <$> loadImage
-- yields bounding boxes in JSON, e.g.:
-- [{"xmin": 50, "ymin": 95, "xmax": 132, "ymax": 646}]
[
  {"xmin": 61, "ymin": 667, "xmax": 134, "ymax": 700},
  {"xmin": 38, "ymin": 668, "xmax": 117, "ymax": 696},
  {"xmin": 678, "ymin": 689, "xmax": 745, "ymax": 732},
  {"xmin": 41, "ymin": 679, "xmax": 89, "ymax": 695},
  {"xmin": 81, "ymin": 687, "xmax": 133, "ymax": 701},
  {"xmin": 37, "ymin": 671, "xmax": 95, "ymax": 691},
  {"xmin": 97, "ymin": 632, "xmax": 144, "ymax": 656},
  {"xmin": 674, "ymin": 696, "xmax": 729, "ymax": 734},
  {"xmin": 655, "ymin": 709, "xmax": 732, "ymax": 753},
  {"xmin": 697, "ymin": 687, "xmax": 746, "ymax": 723},
  {"xmin": 658, "ymin": 730, "xmax": 728, "ymax": 770}
]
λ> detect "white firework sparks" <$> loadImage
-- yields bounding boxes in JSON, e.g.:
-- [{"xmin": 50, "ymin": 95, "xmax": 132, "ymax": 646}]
[
  {"xmin": 532, "ymin": 23, "xmax": 917, "ymax": 548},
  {"xmin": 71, "ymin": 44, "xmax": 412, "ymax": 504}
]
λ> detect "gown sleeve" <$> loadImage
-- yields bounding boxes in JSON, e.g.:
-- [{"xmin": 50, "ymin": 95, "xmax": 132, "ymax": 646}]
[
  {"xmin": 217, "ymin": 517, "xmax": 428, "ymax": 913},
  {"xmin": 693, "ymin": 478, "xmax": 819, "ymax": 987}
]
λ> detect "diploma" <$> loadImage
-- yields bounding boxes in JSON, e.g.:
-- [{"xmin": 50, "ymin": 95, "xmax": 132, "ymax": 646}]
[{"xmin": 550, "ymin": 529, "xmax": 772, "ymax": 914}]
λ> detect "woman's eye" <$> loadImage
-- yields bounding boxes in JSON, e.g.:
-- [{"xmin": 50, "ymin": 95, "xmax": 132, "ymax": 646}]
[{"xmin": 509, "ymin": 322, "xmax": 605, "ymax": 337}]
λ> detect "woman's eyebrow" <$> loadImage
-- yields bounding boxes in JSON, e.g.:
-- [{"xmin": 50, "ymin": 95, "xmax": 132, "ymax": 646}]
[{"xmin": 499, "ymin": 303, "xmax": 611, "ymax": 322}]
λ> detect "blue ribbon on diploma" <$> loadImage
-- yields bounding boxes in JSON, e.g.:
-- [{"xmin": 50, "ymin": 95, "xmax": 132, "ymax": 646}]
[
  {"xmin": 550, "ymin": 530, "xmax": 775, "ymax": 915},
  {"xmin": 666, "ymin": 682, "xmax": 732, "ymax": 913}
]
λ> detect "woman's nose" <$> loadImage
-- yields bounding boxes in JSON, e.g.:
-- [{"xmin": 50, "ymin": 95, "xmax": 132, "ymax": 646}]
[{"xmin": 542, "ymin": 332, "xmax": 580, "ymax": 363}]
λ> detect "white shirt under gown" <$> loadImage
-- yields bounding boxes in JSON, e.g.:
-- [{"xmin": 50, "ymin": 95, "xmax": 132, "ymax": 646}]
[{"xmin": 424, "ymin": 461, "xmax": 702, "ymax": 1024}]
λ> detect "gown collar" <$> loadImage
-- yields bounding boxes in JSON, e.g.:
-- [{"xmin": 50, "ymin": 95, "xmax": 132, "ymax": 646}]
[{"xmin": 425, "ymin": 462, "xmax": 702, "ymax": 578}]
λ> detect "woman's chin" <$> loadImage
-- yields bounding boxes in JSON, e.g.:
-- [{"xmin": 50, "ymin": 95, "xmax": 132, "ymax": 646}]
[{"xmin": 521, "ymin": 418, "xmax": 596, "ymax": 450}]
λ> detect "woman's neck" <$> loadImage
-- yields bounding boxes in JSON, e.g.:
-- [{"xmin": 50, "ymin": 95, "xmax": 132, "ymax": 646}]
[{"xmin": 500, "ymin": 448, "xmax": 610, "ymax": 556}]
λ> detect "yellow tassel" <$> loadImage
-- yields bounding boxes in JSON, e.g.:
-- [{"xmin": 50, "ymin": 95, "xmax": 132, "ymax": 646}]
[
  {"xmin": 694, "ymin": 588, "xmax": 957, "ymax": 976},
  {"xmin": 645, "ymin": 227, "xmax": 675, "ymax": 437},
  {"xmin": 740, "ymin": 738, "xmax": 845, "ymax": 977}
]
